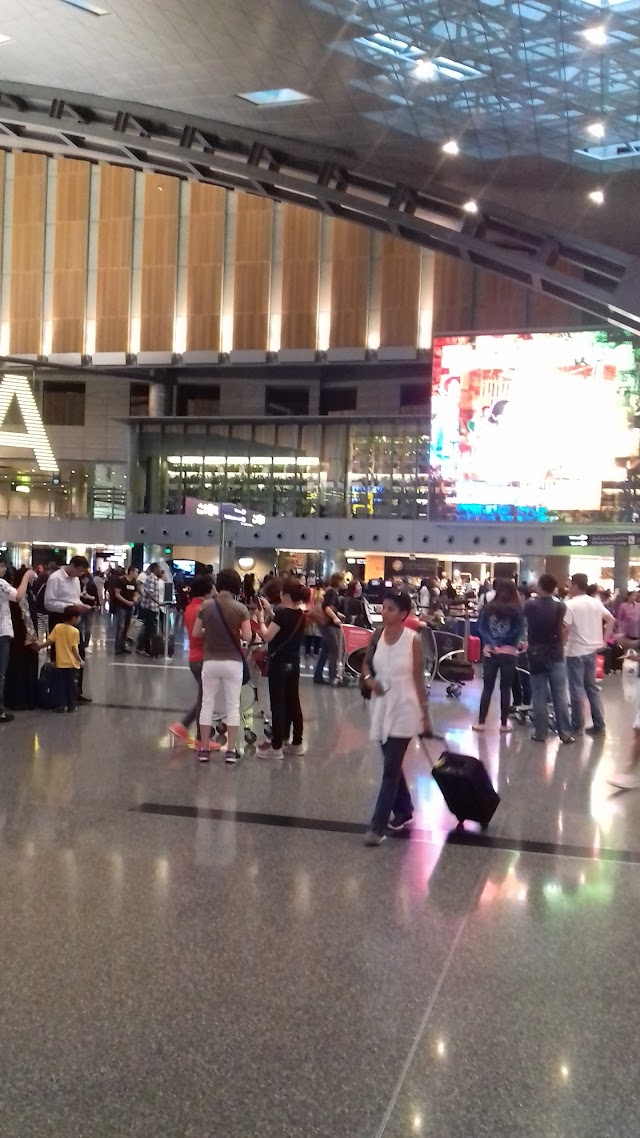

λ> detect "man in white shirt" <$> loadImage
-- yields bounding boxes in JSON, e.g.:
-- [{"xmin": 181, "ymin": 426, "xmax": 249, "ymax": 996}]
[
  {"xmin": 564, "ymin": 573, "xmax": 614, "ymax": 736},
  {"xmin": 0, "ymin": 562, "xmax": 37, "ymax": 723},
  {"xmin": 45, "ymin": 556, "xmax": 93, "ymax": 701}
]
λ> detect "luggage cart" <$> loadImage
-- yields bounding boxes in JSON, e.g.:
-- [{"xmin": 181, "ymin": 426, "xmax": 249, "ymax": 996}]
[{"xmin": 341, "ymin": 624, "xmax": 374, "ymax": 684}]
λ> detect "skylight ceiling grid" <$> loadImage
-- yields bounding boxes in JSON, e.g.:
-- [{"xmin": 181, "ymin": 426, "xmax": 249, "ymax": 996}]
[{"xmin": 305, "ymin": 0, "xmax": 640, "ymax": 168}]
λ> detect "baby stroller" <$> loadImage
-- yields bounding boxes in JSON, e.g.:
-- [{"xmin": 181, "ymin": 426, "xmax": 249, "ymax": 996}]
[
  {"xmin": 211, "ymin": 678, "xmax": 259, "ymax": 747},
  {"xmin": 431, "ymin": 627, "xmax": 475, "ymax": 698}
]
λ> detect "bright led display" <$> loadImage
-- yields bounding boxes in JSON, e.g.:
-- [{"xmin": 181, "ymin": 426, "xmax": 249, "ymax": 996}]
[{"xmin": 430, "ymin": 332, "xmax": 640, "ymax": 521}]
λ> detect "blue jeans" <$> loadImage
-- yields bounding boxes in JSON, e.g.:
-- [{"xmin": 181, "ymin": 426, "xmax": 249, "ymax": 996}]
[
  {"xmin": 370, "ymin": 736, "xmax": 414, "ymax": 834},
  {"xmin": 314, "ymin": 625, "xmax": 339, "ymax": 683},
  {"xmin": 530, "ymin": 660, "xmax": 572, "ymax": 739},
  {"xmin": 566, "ymin": 651, "xmax": 605, "ymax": 732},
  {"xmin": 0, "ymin": 634, "xmax": 10, "ymax": 714}
]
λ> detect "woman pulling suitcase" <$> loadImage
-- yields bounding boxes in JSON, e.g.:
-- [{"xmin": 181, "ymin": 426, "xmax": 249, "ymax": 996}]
[{"xmin": 361, "ymin": 589, "xmax": 431, "ymax": 846}]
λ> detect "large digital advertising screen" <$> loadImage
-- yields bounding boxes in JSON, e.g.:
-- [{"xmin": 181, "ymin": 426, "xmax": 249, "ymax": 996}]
[{"xmin": 430, "ymin": 331, "xmax": 640, "ymax": 521}]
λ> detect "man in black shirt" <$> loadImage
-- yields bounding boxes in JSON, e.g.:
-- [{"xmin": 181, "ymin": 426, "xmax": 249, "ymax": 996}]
[
  {"xmin": 524, "ymin": 573, "xmax": 575, "ymax": 744},
  {"xmin": 113, "ymin": 565, "xmax": 138, "ymax": 654}
]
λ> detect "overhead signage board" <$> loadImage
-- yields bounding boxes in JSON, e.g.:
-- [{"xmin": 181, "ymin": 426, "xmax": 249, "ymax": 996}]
[
  {"xmin": 182, "ymin": 497, "xmax": 266, "ymax": 526},
  {"xmin": 552, "ymin": 533, "xmax": 640, "ymax": 548}
]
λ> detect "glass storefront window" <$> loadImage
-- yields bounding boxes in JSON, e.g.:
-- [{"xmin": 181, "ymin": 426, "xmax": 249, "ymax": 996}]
[{"xmin": 132, "ymin": 416, "xmax": 431, "ymax": 519}]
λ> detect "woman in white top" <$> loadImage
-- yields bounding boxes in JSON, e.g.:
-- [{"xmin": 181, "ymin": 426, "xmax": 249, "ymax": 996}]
[{"xmin": 361, "ymin": 589, "xmax": 428, "ymax": 846}]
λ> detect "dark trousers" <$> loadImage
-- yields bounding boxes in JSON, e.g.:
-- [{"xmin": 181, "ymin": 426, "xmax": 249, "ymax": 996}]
[
  {"xmin": 0, "ymin": 634, "xmax": 10, "ymax": 714},
  {"xmin": 48, "ymin": 614, "xmax": 85, "ymax": 695},
  {"xmin": 269, "ymin": 661, "xmax": 303, "ymax": 750},
  {"xmin": 304, "ymin": 633, "xmax": 321, "ymax": 656},
  {"xmin": 314, "ymin": 625, "xmax": 340, "ymax": 682},
  {"xmin": 370, "ymin": 736, "xmax": 414, "ymax": 834},
  {"xmin": 140, "ymin": 609, "xmax": 158, "ymax": 654},
  {"xmin": 59, "ymin": 667, "xmax": 78, "ymax": 710},
  {"xmin": 478, "ymin": 654, "xmax": 517, "ymax": 726},
  {"xmin": 114, "ymin": 606, "xmax": 132, "ymax": 652},
  {"xmin": 182, "ymin": 661, "xmax": 203, "ymax": 729}
]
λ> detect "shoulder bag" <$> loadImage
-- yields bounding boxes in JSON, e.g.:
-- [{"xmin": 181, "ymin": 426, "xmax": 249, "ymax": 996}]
[{"xmin": 212, "ymin": 599, "xmax": 251, "ymax": 687}]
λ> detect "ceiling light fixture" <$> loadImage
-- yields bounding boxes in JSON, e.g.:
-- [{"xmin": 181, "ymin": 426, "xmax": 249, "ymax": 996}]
[
  {"xmin": 582, "ymin": 25, "xmax": 607, "ymax": 44},
  {"xmin": 587, "ymin": 121, "xmax": 605, "ymax": 137},
  {"xmin": 442, "ymin": 140, "xmax": 459, "ymax": 155},
  {"xmin": 414, "ymin": 58, "xmax": 435, "ymax": 80},
  {"xmin": 0, "ymin": 35, "xmax": 9, "ymax": 44},
  {"xmin": 462, "ymin": 199, "xmax": 478, "ymax": 213},
  {"xmin": 588, "ymin": 188, "xmax": 605, "ymax": 203}
]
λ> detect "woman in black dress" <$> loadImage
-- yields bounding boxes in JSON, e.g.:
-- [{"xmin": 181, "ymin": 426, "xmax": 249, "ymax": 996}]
[{"xmin": 5, "ymin": 566, "xmax": 41, "ymax": 711}]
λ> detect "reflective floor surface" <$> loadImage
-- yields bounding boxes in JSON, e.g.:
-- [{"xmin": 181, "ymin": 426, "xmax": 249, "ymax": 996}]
[{"xmin": 3, "ymin": 616, "xmax": 640, "ymax": 1136}]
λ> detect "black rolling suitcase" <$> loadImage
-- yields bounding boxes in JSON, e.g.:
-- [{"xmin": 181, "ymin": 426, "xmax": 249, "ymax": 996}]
[
  {"xmin": 428, "ymin": 747, "xmax": 500, "ymax": 830},
  {"xmin": 37, "ymin": 663, "xmax": 65, "ymax": 710}
]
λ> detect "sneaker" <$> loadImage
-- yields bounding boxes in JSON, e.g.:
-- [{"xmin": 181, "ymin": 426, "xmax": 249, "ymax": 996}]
[
  {"xmin": 169, "ymin": 722, "xmax": 190, "ymax": 742},
  {"xmin": 330, "ymin": 679, "xmax": 341, "ymax": 687},
  {"xmin": 78, "ymin": 695, "xmax": 92, "ymax": 704},
  {"xmin": 387, "ymin": 813, "xmax": 414, "ymax": 832},
  {"xmin": 363, "ymin": 830, "xmax": 386, "ymax": 847},
  {"xmin": 472, "ymin": 723, "xmax": 485, "ymax": 733},
  {"xmin": 608, "ymin": 770, "xmax": 640, "ymax": 790},
  {"xmin": 197, "ymin": 749, "xmax": 210, "ymax": 763},
  {"xmin": 313, "ymin": 678, "xmax": 327, "ymax": 686},
  {"xmin": 586, "ymin": 726, "xmax": 606, "ymax": 736},
  {"xmin": 67, "ymin": 707, "xmax": 78, "ymax": 714},
  {"xmin": 560, "ymin": 735, "xmax": 576, "ymax": 745},
  {"xmin": 257, "ymin": 742, "xmax": 284, "ymax": 759},
  {"xmin": 283, "ymin": 743, "xmax": 305, "ymax": 756},
  {"xmin": 225, "ymin": 749, "xmax": 239, "ymax": 765},
  {"xmin": 499, "ymin": 724, "xmax": 513, "ymax": 734},
  {"xmin": 531, "ymin": 734, "xmax": 547, "ymax": 743}
]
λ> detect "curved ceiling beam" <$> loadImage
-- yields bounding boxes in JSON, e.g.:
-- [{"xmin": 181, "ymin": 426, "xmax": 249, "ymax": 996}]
[{"xmin": 0, "ymin": 81, "xmax": 639, "ymax": 334}]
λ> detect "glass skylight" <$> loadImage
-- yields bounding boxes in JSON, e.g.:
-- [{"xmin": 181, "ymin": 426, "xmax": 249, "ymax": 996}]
[{"xmin": 237, "ymin": 89, "xmax": 314, "ymax": 106}]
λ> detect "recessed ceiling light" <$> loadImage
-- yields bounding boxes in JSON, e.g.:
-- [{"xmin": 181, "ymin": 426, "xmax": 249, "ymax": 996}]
[
  {"xmin": 587, "ymin": 121, "xmax": 605, "ymax": 137},
  {"xmin": 238, "ymin": 88, "xmax": 314, "ymax": 107},
  {"xmin": 0, "ymin": 35, "xmax": 9, "ymax": 44},
  {"xmin": 588, "ymin": 188, "xmax": 605, "ymax": 204},
  {"xmin": 442, "ymin": 140, "xmax": 459, "ymax": 155},
  {"xmin": 462, "ymin": 199, "xmax": 478, "ymax": 213},
  {"xmin": 582, "ymin": 25, "xmax": 607, "ymax": 44}
]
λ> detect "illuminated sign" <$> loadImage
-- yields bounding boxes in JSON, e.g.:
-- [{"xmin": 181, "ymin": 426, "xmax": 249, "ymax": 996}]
[
  {"xmin": 553, "ymin": 532, "xmax": 640, "ymax": 547},
  {"xmin": 183, "ymin": 497, "xmax": 266, "ymax": 526},
  {"xmin": 0, "ymin": 373, "xmax": 58, "ymax": 472},
  {"xmin": 430, "ymin": 332, "xmax": 639, "ymax": 521}
]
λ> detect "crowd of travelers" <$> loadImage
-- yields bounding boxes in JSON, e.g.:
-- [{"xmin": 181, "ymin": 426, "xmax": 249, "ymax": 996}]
[{"xmin": 1, "ymin": 553, "xmax": 639, "ymax": 840}]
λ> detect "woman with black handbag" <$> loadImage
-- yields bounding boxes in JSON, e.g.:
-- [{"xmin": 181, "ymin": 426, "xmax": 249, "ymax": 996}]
[{"xmin": 256, "ymin": 576, "xmax": 310, "ymax": 759}]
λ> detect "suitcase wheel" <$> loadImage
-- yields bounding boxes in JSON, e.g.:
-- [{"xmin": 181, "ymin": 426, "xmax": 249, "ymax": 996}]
[
  {"xmin": 446, "ymin": 683, "xmax": 462, "ymax": 698},
  {"xmin": 263, "ymin": 723, "xmax": 272, "ymax": 739},
  {"xmin": 244, "ymin": 729, "xmax": 257, "ymax": 745},
  {"xmin": 216, "ymin": 722, "xmax": 227, "ymax": 735}
]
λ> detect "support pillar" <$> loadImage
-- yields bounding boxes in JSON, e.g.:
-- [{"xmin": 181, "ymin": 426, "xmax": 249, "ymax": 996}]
[
  {"xmin": 614, "ymin": 545, "xmax": 630, "ymax": 594},
  {"xmin": 149, "ymin": 380, "xmax": 173, "ymax": 417},
  {"xmin": 518, "ymin": 554, "xmax": 545, "ymax": 585},
  {"xmin": 544, "ymin": 555, "xmax": 570, "ymax": 588}
]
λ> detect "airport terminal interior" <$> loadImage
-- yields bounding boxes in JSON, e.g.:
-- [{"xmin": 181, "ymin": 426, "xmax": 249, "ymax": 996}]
[{"xmin": 2, "ymin": 0, "xmax": 640, "ymax": 1134}]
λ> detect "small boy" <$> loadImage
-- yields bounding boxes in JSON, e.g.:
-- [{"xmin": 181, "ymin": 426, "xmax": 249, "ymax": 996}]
[{"xmin": 47, "ymin": 606, "xmax": 84, "ymax": 712}]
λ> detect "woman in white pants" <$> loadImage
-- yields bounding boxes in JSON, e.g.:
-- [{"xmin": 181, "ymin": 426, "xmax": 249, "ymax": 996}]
[{"xmin": 194, "ymin": 569, "xmax": 252, "ymax": 764}]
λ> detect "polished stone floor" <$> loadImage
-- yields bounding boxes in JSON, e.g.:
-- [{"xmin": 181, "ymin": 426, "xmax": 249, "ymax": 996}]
[{"xmin": 2, "ymin": 615, "xmax": 640, "ymax": 1136}]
